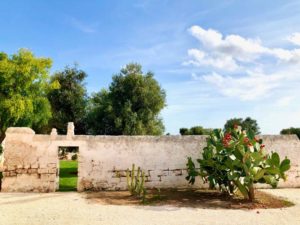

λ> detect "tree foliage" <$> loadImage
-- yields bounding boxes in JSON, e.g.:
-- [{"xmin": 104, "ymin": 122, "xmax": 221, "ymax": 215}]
[
  {"xmin": 280, "ymin": 127, "xmax": 300, "ymax": 139},
  {"xmin": 47, "ymin": 65, "xmax": 88, "ymax": 134},
  {"xmin": 87, "ymin": 63, "xmax": 166, "ymax": 135},
  {"xmin": 186, "ymin": 126, "xmax": 290, "ymax": 201},
  {"xmin": 224, "ymin": 117, "xmax": 260, "ymax": 135},
  {"xmin": 180, "ymin": 126, "xmax": 213, "ymax": 135},
  {"xmin": 0, "ymin": 49, "xmax": 54, "ymax": 142}
]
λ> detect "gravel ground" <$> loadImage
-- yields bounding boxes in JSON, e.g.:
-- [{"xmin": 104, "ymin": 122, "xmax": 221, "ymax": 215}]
[{"xmin": 0, "ymin": 189, "xmax": 300, "ymax": 225}]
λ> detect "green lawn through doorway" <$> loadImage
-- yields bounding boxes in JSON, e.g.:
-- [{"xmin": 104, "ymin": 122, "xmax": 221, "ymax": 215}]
[{"xmin": 59, "ymin": 160, "xmax": 78, "ymax": 191}]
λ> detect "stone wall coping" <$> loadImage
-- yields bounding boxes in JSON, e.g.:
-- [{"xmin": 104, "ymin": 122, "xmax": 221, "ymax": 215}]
[
  {"xmin": 6, "ymin": 127, "xmax": 35, "ymax": 134},
  {"xmin": 258, "ymin": 134, "xmax": 299, "ymax": 141}
]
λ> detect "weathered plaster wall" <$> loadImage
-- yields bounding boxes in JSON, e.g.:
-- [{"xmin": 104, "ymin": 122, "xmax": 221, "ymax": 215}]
[
  {"xmin": 77, "ymin": 135, "xmax": 300, "ymax": 191},
  {"xmin": 76, "ymin": 135, "xmax": 207, "ymax": 191},
  {"xmin": 1, "ymin": 128, "xmax": 57, "ymax": 192},
  {"xmin": 1, "ymin": 126, "xmax": 300, "ymax": 192},
  {"xmin": 257, "ymin": 135, "xmax": 300, "ymax": 188}
]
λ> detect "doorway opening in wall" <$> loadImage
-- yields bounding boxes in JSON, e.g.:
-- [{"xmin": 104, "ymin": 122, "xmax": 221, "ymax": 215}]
[{"xmin": 58, "ymin": 146, "xmax": 79, "ymax": 192}]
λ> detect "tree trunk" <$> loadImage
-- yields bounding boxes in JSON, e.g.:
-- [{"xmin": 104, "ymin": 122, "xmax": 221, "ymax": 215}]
[
  {"xmin": 248, "ymin": 183, "xmax": 255, "ymax": 202},
  {"xmin": 0, "ymin": 132, "xmax": 6, "ymax": 156},
  {"xmin": 0, "ymin": 132, "xmax": 5, "ymax": 144},
  {"xmin": 0, "ymin": 132, "xmax": 5, "ymax": 145}
]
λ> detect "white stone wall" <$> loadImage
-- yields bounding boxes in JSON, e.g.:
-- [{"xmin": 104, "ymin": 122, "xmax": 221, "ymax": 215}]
[
  {"xmin": 76, "ymin": 135, "xmax": 207, "ymax": 191},
  {"xmin": 257, "ymin": 135, "xmax": 300, "ymax": 188},
  {"xmin": 1, "ymin": 128, "xmax": 58, "ymax": 192},
  {"xmin": 1, "ymin": 127, "xmax": 300, "ymax": 192}
]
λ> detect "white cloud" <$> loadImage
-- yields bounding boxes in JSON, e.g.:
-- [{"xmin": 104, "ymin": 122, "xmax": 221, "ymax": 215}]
[
  {"xmin": 188, "ymin": 26, "xmax": 267, "ymax": 64},
  {"xmin": 268, "ymin": 48, "xmax": 300, "ymax": 63},
  {"xmin": 186, "ymin": 25, "xmax": 300, "ymax": 70},
  {"xmin": 276, "ymin": 96, "xmax": 294, "ymax": 107},
  {"xmin": 202, "ymin": 71, "xmax": 285, "ymax": 100},
  {"xmin": 184, "ymin": 25, "xmax": 300, "ymax": 101},
  {"xmin": 287, "ymin": 32, "xmax": 300, "ymax": 46},
  {"xmin": 189, "ymin": 26, "xmax": 223, "ymax": 48},
  {"xmin": 184, "ymin": 48, "xmax": 239, "ymax": 71}
]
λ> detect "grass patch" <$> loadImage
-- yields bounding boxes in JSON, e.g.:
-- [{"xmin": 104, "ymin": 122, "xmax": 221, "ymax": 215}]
[{"xmin": 59, "ymin": 160, "xmax": 78, "ymax": 192}]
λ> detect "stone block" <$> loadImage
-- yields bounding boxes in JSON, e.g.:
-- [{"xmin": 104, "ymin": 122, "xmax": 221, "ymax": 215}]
[
  {"xmin": 10, "ymin": 171, "xmax": 17, "ymax": 176},
  {"xmin": 147, "ymin": 170, "xmax": 153, "ymax": 177},
  {"xmin": 172, "ymin": 169, "xmax": 183, "ymax": 176},
  {"xmin": 148, "ymin": 171, "xmax": 162, "ymax": 181},
  {"xmin": 158, "ymin": 170, "xmax": 168, "ymax": 176},
  {"xmin": 119, "ymin": 177, "xmax": 128, "ymax": 183},
  {"xmin": 145, "ymin": 175, "xmax": 151, "ymax": 182},
  {"xmin": 181, "ymin": 169, "xmax": 188, "ymax": 176},
  {"xmin": 118, "ymin": 170, "xmax": 127, "ymax": 177},
  {"xmin": 30, "ymin": 173, "xmax": 39, "ymax": 179},
  {"xmin": 49, "ymin": 181, "xmax": 56, "ymax": 192},
  {"xmin": 48, "ymin": 168, "xmax": 57, "ymax": 174},
  {"xmin": 17, "ymin": 164, "xmax": 23, "ymax": 169},
  {"xmin": 3, "ymin": 172, "xmax": 9, "ymax": 177},
  {"xmin": 31, "ymin": 163, "xmax": 39, "ymax": 169},
  {"xmin": 38, "ymin": 168, "xmax": 48, "ymax": 174},
  {"xmin": 28, "ymin": 168, "xmax": 38, "ymax": 174},
  {"xmin": 112, "ymin": 170, "xmax": 127, "ymax": 178},
  {"xmin": 40, "ymin": 174, "xmax": 50, "ymax": 181},
  {"xmin": 48, "ymin": 174, "xmax": 57, "ymax": 181},
  {"xmin": 111, "ymin": 177, "xmax": 121, "ymax": 183},
  {"xmin": 47, "ymin": 163, "xmax": 57, "ymax": 169},
  {"xmin": 161, "ymin": 169, "xmax": 169, "ymax": 176},
  {"xmin": 16, "ymin": 169, "xmax": 23, "ymax": 174},
  {"xmin": 24, "ymin": 164, "xmax": 30, "ymax": 169},
  {"xmin": 7, "ymin": 165, "xmax": 16, "ymax": 171}
]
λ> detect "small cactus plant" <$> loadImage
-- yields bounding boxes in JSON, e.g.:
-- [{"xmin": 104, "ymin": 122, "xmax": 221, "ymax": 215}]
[{"xmin": 126, "ymin": 164, "xmax": 146, "ymax": 201}]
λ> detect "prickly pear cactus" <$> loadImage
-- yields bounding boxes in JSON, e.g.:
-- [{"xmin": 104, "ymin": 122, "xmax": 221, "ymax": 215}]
[{"xmin": 186, "ymin": 126, "xmax": 291, "ymax": 201}]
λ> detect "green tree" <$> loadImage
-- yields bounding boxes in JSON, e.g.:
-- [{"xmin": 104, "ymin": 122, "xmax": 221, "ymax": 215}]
[
  {"xmin": 0, "ymin": 49, "xmax": 54, "ymax": 142},
  {"xmin": 224, "ymin": 117, "xmax": 260, "ymax": 135},
  {"xmin": 47, "ymin": 65, "xmax": 88, "ymax": 134},
  {"xmin": 280, "ymin": 127, "xmax": 300, "ymax": 139},
  {"xmin": 180, "ymin": 126, "xmax": 213, "ymax": 135},
  {"xmin": 87, "ymin": 63, "xmax": 166, "ymax": 135},
  {"xmin": 179, "ymin": 128, "xmax": 190, "ymax": 135}
]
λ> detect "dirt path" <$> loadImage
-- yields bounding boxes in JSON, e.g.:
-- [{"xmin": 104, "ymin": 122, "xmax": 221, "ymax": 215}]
[{"xmin": 0, "ymin": 189, "xmax": 299, "ymax": 225}]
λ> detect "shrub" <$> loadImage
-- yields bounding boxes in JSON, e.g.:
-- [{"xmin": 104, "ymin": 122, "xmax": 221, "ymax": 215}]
[
  {"xmin": 186, "ymin": 126, "xmax": 291, "ymax": 201},
  {"xmin": 180, "ymin": 126, "xmax": 213, "ymax": 135},
  {"xmin": 224, "ymin": 117, "xmax": 260, "ymax": 135},
  {"xmin": 126, "ymin": 164, "xmax": 146, "ymax": 203},
  {"xmin": 280, "ymin": 127, "xmax": 300, "ymax": 139},
  {"xmin": 179, "ymin": 128, "xmax": 189, "ymax": 135},
  {"xmin": 71, "ymin": 154, "xmax": 78, "ymax": 161}
]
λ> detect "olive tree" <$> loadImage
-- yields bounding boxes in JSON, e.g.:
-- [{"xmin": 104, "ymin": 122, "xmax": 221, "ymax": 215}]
[
  {"xmin": 87, "ymin": 63, "xmax": 166, "ymax": 135},
  {"xmin": 0, "ymin": 49, "xmax": 55, "ymax": 142},
  {"xmin": 47, "ymin": 65, "xmax": 88, "ymax": 134}
]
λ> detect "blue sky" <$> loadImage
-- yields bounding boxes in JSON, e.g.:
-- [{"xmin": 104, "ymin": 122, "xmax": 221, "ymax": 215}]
[{"xmin": 1, "ymin": 0, "xmax": 300, "ymax": 134}]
